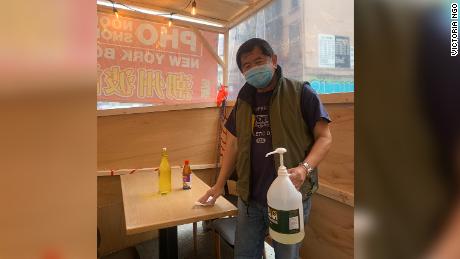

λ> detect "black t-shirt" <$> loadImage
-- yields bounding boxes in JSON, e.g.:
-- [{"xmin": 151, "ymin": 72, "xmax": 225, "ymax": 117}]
[
  {"xmin": 225, "ymin": 83, "xmax": 331, "ymax": 205},
  {"xmin": 249, "ymin": 90, "xmax": 277, "ymax": 205}
]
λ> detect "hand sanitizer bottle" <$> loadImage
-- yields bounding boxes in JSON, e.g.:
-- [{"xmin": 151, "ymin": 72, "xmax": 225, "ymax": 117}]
[{"xmin": 266, "ymin": 148, "xmax": 305, "ymax": 244}]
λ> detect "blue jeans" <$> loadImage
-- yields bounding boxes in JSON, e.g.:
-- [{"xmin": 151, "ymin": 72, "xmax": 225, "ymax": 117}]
[{"xmin": 234, "ymin": 197, "xmax": 312, "ymax": 259}]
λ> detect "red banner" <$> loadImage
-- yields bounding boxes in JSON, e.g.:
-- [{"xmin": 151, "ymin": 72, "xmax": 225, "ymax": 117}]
[{"xmin": 97, "ymin": 12, "xmax": 218, "ymax": 104}]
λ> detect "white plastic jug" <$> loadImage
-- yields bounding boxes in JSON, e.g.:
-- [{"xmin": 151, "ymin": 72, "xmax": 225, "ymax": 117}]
[{"xmin": 266, "ymin": 148, "xmax": 305, "ymax": 244}]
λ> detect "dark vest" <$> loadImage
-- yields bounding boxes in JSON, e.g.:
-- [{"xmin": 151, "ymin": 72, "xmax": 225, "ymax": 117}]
[{"xmin": 235, "ymin": 67, "xmax": 318, "ymax": 203}]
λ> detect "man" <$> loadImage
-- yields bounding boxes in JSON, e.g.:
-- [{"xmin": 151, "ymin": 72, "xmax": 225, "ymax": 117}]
[{"xmin": 199, "ymin": 38, "xmax": 332, "ymax": 259}]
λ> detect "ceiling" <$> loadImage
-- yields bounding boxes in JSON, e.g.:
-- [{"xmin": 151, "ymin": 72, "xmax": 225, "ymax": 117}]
[{"xmin": 118, "ymin": 0, "xmax": 271, "ymax": 28}]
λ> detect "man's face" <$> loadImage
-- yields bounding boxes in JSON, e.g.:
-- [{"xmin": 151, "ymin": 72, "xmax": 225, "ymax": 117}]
[{"xmin": 240, "ymin": 47, "xmax": 277, "ymax": 74}]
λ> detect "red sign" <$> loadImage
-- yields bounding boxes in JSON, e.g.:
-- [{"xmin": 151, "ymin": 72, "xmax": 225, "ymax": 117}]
[{"xmin": 97, "ymin": 12, "xmax": 218, "ymax": 104}]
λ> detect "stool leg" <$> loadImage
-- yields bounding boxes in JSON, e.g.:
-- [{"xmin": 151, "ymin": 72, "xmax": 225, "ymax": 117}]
[
  {"xmin": 193, "ymin": 222, "xmax": 198, "ymax": 256},
  {"xmin": 213, "ymin": 230, "xmax": 221, "ymax": 259}
]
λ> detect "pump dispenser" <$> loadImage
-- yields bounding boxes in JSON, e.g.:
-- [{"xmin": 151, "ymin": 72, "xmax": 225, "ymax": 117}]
[{"xmin": 266, "ymin": 148, "xmax": 305, "ymax": 244}]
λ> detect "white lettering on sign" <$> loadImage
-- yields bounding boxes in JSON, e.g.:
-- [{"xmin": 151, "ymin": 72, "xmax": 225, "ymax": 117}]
[
  {"xmin": 97, "ymin": 28, "xmax": 133, "ymax": 43},
  {"xmin": 159, "ymin": 27, "xmax": 179, "ymax": 49},
  {"xmin": 169, "ymin": 55, "xmax": 200, "ymax": 68},
  {"xmin": 120, "ymin": 50, "xmax": 166, "ymax": 65},
  {"xmin": 97, "ymin": 46, "xmax": 115, "ymax": 60},
  {"xmin": 120, "ymin": 49, "xmax": 132, "ymax": 61},
  {"xmin": 133, "ymin": 51, "xmax": 143, "ymax": 62},
  {"xmin": 156, "ymin": 53, "xmax": 165, "ymax": 64},
  {"xmin": 134, "ymin": 25, "xmax": 197, "ymax": 52},
  {"xmin": 190, "ymin": 58, "xmax": 199, "ymax": 68},
  {"xmin": 136, "ymin": 23, "xmax": 159, "ymax": 45},
  {"xmin": 180, "ymin": 31, "xmax": 196, "ymax": 52},
  {"xmin": 169, "ymin": 55, "xmax": 181, "ymax": 66},
  {"xmin": 99, "ymin": 16, "xmax": 133, "ymax": 31}
]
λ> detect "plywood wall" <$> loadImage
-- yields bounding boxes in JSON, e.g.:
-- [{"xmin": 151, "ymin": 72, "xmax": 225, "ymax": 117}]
[
  {"xmin": 97, "ymin": 94, "xmax": 354, "ymax": 257},
  {"xmin": 97, "ymin": 106, "xmax": 223, "ymax": 255},
  {"xmin": 301, "ymin": 101, "xmax": 354, "ymax": 259},
  {"xmin": 98, "ymin": 107, "xmax": 220, "ymax": 170},
  {"xmin": 301, "ymin": 194, "xmax": 354, "ymax": 259},
  {"xmin": 319, "ymin": 103, "xmax": 354, "ymax": 195},
  {"xmin": 97, "ymin": 175, "xmax": 158, "ymax": 256}
]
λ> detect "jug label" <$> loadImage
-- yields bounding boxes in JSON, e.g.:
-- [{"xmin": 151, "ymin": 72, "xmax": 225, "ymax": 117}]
[{"xmin": 268, "ymin": 206, "xmax": 300, "ymax": 234}]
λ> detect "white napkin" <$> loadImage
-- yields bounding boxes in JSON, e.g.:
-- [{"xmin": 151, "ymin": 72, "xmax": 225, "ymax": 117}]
[{"xmin": 194, "ymin": 196, "xmax": 214, "ymax": 206}]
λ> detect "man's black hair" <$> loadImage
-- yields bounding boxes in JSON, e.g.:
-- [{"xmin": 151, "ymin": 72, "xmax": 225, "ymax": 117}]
[{"xmin": 236, "ymin": 38, "xmax": 274, "ymax": 72}]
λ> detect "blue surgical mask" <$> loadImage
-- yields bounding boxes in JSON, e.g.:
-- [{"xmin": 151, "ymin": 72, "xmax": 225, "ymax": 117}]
[{"xmin": 244, "ymin": 64, "xmax": 274, "ymax": 89}]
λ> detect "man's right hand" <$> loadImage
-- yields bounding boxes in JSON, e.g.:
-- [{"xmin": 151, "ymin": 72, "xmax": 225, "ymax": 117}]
[{"xmin": 198, "ymin": 184, "xmax": 224, "ymax": 205}]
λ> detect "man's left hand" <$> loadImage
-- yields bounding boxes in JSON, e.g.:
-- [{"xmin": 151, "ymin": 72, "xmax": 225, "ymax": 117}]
[{"xmin": 288, "ymin": 166, "xmax": 308, "ymax": 190}]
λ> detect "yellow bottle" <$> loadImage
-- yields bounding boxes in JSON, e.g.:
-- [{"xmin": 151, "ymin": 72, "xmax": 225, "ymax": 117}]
[{"xmin": 159, "ymin": 147, "xmax": 171, "ymax": 194}]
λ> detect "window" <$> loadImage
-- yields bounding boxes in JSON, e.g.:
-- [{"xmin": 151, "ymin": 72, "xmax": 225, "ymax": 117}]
[
  {"xmin": 227, "ymin": 0, "xmax": 354, "ymax": 98},
  {"xmin": 291, "ymin": 0, "xmax": 299, "ymax": 10},
  {"xmin": 289, "ymin": 21, "xmax": 301, "ymax": 43}
]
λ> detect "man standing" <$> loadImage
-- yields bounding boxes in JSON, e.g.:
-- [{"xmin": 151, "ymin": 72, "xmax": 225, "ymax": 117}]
[{"xmin": 199, "ymin": 38, "xmax": 332, "ymax": 259}]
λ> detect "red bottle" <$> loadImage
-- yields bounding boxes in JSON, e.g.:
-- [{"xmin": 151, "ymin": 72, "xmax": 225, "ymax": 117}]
[{"xmin": 182, "ymin": 160, "xmax": 191, "ymax": 190}]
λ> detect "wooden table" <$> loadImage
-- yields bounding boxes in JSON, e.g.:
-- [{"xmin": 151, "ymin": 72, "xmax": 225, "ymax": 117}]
[{"xmin": 120, "ymin": 168, "xmax": 237, "ymax": 259}]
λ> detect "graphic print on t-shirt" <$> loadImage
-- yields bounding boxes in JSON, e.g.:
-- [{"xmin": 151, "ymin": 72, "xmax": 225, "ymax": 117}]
[{"xmin": 253, "ymin": 106, "xmax": 271, "ymax": 144}]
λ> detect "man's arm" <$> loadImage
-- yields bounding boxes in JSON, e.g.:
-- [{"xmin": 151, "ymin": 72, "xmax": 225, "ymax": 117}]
[
  {"xmin": 288, "ymin": 120, "xmax": 332, "ymax": 189},
  {"xmin": 198, "ymin": 131, "xmax": 238, "ymax": 204}
]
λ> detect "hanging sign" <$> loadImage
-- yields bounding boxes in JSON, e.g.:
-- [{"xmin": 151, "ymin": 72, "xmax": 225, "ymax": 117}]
[{"xmin": 97, "ymin": 12, "xmax": 218, "ymax": 104}]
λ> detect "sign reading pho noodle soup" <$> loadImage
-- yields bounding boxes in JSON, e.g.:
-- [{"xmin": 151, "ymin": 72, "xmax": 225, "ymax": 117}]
[{"xmin": 97, "ymin": 12, "xmax": 218, "ymax": 104}]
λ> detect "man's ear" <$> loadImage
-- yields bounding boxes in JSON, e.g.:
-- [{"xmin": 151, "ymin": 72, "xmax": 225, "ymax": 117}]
[{"xmin": 271, "ymin": 54, "xmax": 278, "ymax": 68}]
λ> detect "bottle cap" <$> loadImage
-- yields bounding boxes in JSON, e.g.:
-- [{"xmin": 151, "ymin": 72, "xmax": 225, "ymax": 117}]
[{"xmin": 184, "ymin": 160, "xmax": 190, "ymax": 165}]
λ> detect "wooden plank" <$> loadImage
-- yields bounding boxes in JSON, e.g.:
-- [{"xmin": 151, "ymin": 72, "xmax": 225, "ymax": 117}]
[
  {"xmin": 225, "ymin": 93, "xmax": 354, "ymax": 106},
  {"xmin": 319, "ymin": 92, "xmax": 354, "ymax": 104},
  {"xmin": 226, "ymin": 5, "xmax": 250, "ymax": 27},
  {"xmin": 301, "ymin": 194, "xmax": 354, "ymax": 259},
  {"xmin": 97, "ymin": 106, "xmax": 220, "ymax": 170},
  {"xmin": 96, "ymin": 163, "xmax": 218, "ymax": 177},
  {"xmin": 97, "ymin": 102, "xmax": 217, "ymax": 117},
  {"xmin": 96, "ymin": 92, "xmax": 352, "ymax": 117},
  {"xmin": 191, "ymin": 26, "xmax": 225, "ymax": 68},
  {"xmin": 223, "ymin": 30, "xmax": 230, "ymax": 86},
  {"xmin": 120, "ymin": 168, "xmax": 237, "ymax": 234},
  {"xmin": 221, "ymin": 0, "xmax": 254, "ymax": 5},
  {"xmin": 317, "ymin": 182, "xmax": 354, "ymax": 207}
]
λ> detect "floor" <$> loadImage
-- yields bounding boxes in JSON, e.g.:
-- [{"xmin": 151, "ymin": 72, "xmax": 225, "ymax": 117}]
[{"xmin": 101, "ymin": 222, "xmax": 275, "ymax": 259}]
